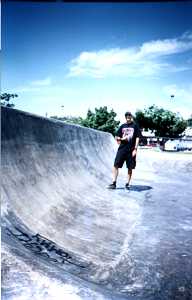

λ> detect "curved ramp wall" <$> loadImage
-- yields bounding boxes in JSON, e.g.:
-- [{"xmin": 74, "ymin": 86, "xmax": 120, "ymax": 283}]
[
  {"xmin": 2, "ymin": 107, "xmax": 192, "ymax": 300},
  {"xmin": 2, "ymin": 107, "xmax": 124, "ymax": 260},
  {"xmin": 1, "ymin": 107, "xmax": 141, "ymax": 291}
]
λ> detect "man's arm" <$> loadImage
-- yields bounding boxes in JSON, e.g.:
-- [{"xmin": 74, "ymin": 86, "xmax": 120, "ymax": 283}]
[
  {"xmin": 115, "ymin": 125, "xmax": 122, "ymax": 143},
  {"xmin": 132, "ymin": 137, "xmax": 140, "ymax": 157},
  {"xmin": 115, "ymin": 136, "xmax": 121, "ymax": 141},
  {"xmin": 133, "ymin": 124, "xmax": 142, "ymax": 150},
  {"xmin": 134, "ymin": 137, "xmax": 140, "ymax": 150},
  {"xmin": 115, "ymin": 136, "xmax": 122, "ymax": 144}
]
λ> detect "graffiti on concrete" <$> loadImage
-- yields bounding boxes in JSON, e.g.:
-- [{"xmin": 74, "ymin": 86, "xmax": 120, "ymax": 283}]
[{"xmin": 6, "ymin": 226, "xmax": 86, "ymax": 269}]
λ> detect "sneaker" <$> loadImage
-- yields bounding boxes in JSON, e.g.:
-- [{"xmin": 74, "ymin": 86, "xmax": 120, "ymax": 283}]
[
  {"xmin": 125, "ymin": 183, "xmax": 130, "ymax": 190},
  {"xmin": 108, "ymin": 183, "xmax": 116, "ymax": 189}
]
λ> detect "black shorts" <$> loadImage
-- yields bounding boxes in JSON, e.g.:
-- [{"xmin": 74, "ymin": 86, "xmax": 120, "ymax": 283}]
[{"xmin": 114, "ymin": 149, "xmax": 136, "ymax": 169}]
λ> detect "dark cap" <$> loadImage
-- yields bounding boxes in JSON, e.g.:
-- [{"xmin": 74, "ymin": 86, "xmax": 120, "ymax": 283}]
[{"xmin": 125, "ymin": 111, "xmax": 132, "ymax": 117}]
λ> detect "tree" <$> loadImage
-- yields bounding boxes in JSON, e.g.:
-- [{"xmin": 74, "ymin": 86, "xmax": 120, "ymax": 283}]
[
  {"xmin": 135, "ymin": 105, "xmax": 187, "ymax": 137},
  {"xmin": 1, "ymin": 93, "xmax": 18, "ymax": 108},
  {"xmin": 81, "ymin": 106, "xmax": 120, "ymax": 136},
  {"xmin": 50, "ymin": 115, "xmax": 84, "ymax": 125},
  {"xmin": 187, "ymin": 115, "xmax": 192, "ymax": 127},
  {"xmin": 134, "ymin": 110, "xmax": 151, "ymax": 131}
]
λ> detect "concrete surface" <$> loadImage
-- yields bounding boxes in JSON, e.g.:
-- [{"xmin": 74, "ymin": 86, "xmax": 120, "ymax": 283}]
[{"xmin": 1, "ymin": 106, "xmax": 192, "ymax": 300}]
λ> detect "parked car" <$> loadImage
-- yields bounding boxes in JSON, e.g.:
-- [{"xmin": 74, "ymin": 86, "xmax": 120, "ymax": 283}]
[{"xmin": 164, "ymin": 139, "xmax": 192, "ymax": 151}]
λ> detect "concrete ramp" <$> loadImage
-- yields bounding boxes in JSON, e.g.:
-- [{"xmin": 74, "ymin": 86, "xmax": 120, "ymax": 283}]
[{"xmin": 1, "ymin": 107, "xmax": 192, "ymax": 300}]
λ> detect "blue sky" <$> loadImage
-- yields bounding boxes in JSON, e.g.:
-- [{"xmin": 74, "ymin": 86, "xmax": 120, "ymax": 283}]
[{"xmin": 2, "ymin": 1, "xmax": 192, "ymax": 122}]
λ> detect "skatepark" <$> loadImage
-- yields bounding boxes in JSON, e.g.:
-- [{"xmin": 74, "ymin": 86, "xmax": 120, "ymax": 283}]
[{"xmin": 1, "ymin": 106, "xmax": 192, "ymax": 300}]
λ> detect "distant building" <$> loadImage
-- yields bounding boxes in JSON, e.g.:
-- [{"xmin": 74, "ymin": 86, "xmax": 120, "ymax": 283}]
[
  {"xmin": 141, "ymin": 130, "xmax": 155, "ymax": 138},
  {"xmin": 182, "ymin": 127, "xmax": 192, "ymax": 139},
  {"xmin": 164, "ymin": 127, "xmax": 192, "ymax": 151},
  {"xmin": 141, "ymin": 128, "xmax": 192, "ymax": 151}
]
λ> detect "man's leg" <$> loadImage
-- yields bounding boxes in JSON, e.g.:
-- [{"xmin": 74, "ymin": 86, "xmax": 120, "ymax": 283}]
[
  {"xmin": 108, "ymin": 166, "xmax": 119, "ymax": 189},
  {"xmin": 126, "ymin": 151, "xmax": 136, "ymax": 188},
  {"xmin": 125, "ymin": 169, "xmax": 132, "ymax": 189},
  {"xmin": 127, "ymin": 168, "xmax": 132, "ymax": 185},
  {"xmin": 112, "ymin": 166, "xmax": 119, "ymax": 183},
  {"xmin": 108, "ymin": 149, "xmax": 124, "ymax": 189}
]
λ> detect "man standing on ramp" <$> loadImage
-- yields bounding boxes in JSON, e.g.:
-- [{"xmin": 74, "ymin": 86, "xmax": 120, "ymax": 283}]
[{"xmin": 108, "ymin": 111, "xmax": 141, "ymax": 190}]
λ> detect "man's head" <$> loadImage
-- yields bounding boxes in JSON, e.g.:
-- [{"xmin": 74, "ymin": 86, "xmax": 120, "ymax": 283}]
[{"xmin": 125, "ymin": 111, "xmax": 133, "ymax": 123}]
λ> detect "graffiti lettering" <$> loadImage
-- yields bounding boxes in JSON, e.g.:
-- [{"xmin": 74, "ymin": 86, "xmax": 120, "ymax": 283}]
[{"xmin": 6, "ymin": 227, "xmax": 86, "ymax": 268}]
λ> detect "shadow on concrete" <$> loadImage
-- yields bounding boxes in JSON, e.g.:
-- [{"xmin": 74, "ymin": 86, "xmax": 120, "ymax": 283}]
[{"xmin": 116, "ymin": 185, "xmax": 153, "ymax": 192}]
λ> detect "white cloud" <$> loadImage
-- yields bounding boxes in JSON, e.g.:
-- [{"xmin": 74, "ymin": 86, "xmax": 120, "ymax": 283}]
[
  {"xmin": 163, "ymin": 83, "xmax": 192, "ymax": 102},
  {"xmin": 139, "ymin": 33, "xmax": 192, "ymax": 58},
  {"xmin": 162, "ymin": 83, "xmax": 192, "ymax": 119},
  {"xmin": 14, "ymin": 86, "xmax": 42, "ymax": 93},
  {"xmin": 13, "ymin": 77, "xmax": 53, "ymax": 93},
  {"xmin": 31, "ymin": 77, "xmax": 52, "ymax": 86},
  {"xmin": 68, "ymin": 31, "xmax": 192, "ymax": 78}
]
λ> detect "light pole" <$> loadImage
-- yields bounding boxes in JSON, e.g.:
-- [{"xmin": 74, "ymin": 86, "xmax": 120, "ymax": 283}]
[{"xmin": 61, "ymin": 105, "xmax": 64, "ymax": 117}]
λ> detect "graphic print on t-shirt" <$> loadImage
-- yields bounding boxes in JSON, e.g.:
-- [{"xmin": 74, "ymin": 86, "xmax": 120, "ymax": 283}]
[{"xmin": 122, "ymin": 127, "xmax": 134, "ymax": 141}]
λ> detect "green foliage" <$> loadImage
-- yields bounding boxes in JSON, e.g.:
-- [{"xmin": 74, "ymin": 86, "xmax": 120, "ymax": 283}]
[
  {"xmin": 1, "ymin": 93, "xmax": 18, "ymax": 107},
  {"xmin": 135, "ymin": 105, "xmax": 187, "ymax": 137},
  {"xmin": 81, "ymin": 106, "xmax": 120, "ymax": 136},
  {"xmin": 134, "ymin": 110, "xmax": 151, "ymax": 130},
  {"xmin": 187, "ymin": 116, "xmax": 192, "ymax": 127},
  {"xmin": 50, "ymin": 115, "xmax": 84, "ymax": 125},
  {"xmin": 50, "ymin": 106, "xmax": 120, "ymax": 135}
]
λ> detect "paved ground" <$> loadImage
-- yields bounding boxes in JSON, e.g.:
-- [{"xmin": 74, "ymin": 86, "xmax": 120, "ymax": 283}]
[{"xmin": 1, "ymin": 106, "xmax": 192, "ymax": 300}]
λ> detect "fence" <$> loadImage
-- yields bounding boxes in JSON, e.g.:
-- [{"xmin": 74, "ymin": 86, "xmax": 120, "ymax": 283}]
[{"xmin": 139, "ymin": 136, "xmax": 192, "ymax": 151}]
